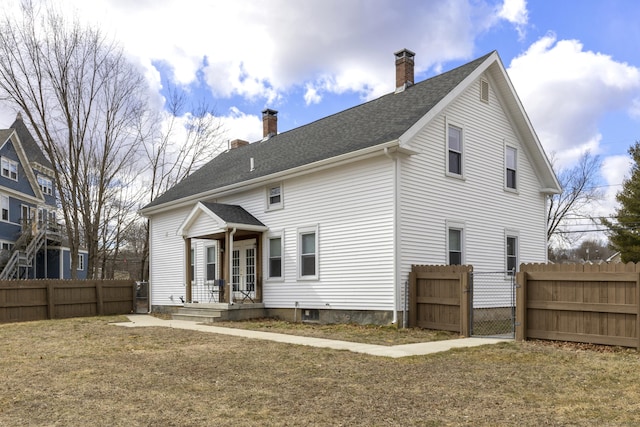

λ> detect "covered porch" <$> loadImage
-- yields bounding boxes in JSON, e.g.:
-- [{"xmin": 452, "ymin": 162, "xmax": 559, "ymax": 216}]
[{"xmin": 178, "ymin": 202, "xmax": 268, "ymax": 306}]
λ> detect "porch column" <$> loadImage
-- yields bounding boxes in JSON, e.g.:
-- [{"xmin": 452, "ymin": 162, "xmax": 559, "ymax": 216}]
[
  {"xmin": 223, "ymin": 230, "xmax": 231, "ymax": 303},
  {"xmin": 255, "ymin": 233, "xmax": 263, "ymax": 303},
  {"xmin": 184, "ymin": 237, "xmax": 192, "ymax": 303}
]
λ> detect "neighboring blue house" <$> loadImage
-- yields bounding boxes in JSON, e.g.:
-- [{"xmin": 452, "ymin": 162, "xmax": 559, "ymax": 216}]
[{"xmin": 0, "ymin": 113, "xmax": 87, "ymax": 280}]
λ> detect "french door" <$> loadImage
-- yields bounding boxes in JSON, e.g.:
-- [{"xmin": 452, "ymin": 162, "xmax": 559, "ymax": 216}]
[{"xmin": 231, "ymin": 240, "xmax": 256, "ymax": 302}]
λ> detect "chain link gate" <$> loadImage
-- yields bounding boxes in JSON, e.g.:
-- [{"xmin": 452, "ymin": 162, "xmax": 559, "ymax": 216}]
[{"xmin": 469, "ymin": 271, "xmax": 515, "ymax": 338}]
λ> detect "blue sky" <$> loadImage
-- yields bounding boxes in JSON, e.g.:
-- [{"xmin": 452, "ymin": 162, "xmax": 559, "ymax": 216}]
[{"xmin": 1, "ymin": 0, "xmax": 639, "ymax": 229}]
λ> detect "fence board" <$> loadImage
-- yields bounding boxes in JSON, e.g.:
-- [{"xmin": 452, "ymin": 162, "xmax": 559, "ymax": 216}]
[
  {"xmin": 0, "ymin": 280, "xmax": 134, "ymax": 323},
  {"xmin": 517, "ymin": 263, "xmax": 640, "ymax": 349}
]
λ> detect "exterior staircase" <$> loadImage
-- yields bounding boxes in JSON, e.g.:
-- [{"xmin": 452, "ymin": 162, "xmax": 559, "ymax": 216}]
[{"xmin": 0, "ymin": 220, "xmax": 62, "ymax": 280}]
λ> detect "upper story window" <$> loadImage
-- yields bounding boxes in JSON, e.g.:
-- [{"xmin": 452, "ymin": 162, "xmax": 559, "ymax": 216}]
[
  {"xmin": 1, "ymin": 158, "xmax": 18, "ymax": 181},
  {"xmin": 38, "ymin": 175, "xmax": 53, "ymax": 195},
  {"xmin": 506, "ymin": 146, "xmax": 517, "ymax": 190},
  {"xmin": 77, "ymin": 253, "xmax": 85, "ymax": 271},
  {"xmin": 447, "ymin": 124, "xmax": 463, "ymax": 177},
  {"xmin": 267, "ymin": 184, "xmax": 283, "ymax": 210}
]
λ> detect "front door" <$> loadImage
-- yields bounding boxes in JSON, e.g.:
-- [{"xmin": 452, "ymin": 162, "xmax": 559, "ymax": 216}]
[{"xmin": 231, "ymin": 240, "xmax": 256, "ymax": 302}]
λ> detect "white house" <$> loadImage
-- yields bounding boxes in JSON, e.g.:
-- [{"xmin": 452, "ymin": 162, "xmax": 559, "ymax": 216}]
[{"xmin": 140, "ymin": 49, "xmax": 561, "ymax": 325}]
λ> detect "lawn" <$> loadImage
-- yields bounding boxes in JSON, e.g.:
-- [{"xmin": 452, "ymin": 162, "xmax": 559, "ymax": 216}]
[{"xmin": 1, "ymin": 316, "xmax": 640, "ymax": 426}]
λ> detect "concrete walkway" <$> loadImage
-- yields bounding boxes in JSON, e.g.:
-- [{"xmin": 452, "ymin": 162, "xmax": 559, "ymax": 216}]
[{"xmin": 113, "ymin": 314, "xmax": 510, "ymax": 359}]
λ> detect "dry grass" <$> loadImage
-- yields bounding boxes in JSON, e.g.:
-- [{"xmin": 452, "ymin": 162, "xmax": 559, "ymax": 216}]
[{"xmin": 1, "ymin": 316, "xmax": 640, "ymax": 426}]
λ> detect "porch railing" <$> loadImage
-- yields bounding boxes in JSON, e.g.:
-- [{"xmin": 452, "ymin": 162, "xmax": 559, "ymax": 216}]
[{"xmin": 190, "ymin": 279, "xmax": 225, "ymax": 304}]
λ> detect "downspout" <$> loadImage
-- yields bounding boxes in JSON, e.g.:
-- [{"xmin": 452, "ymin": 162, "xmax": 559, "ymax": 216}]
[
  {"xmin": 228, "ymin": 227, "xmax": 237, "ymax": 303},
  {"xmin": 384, "ymin": 147, "xmax": 399, "ymax": 325}
]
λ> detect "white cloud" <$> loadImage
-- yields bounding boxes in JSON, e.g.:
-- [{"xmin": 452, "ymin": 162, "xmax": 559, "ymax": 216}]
[
  {"xmin": 497, "ymin": 0, "xmax": 528, "ymax": 39},
  {"xmin": 219, "ymin": 107, "xmax": 262, "ymax": 144},
  {"xmin": 597, "ymin": 154, "xmax": 632, "ymax": 218},
  {"xmin": 508, "ymin": 35, "xmax": 640, "ymax": 169}
]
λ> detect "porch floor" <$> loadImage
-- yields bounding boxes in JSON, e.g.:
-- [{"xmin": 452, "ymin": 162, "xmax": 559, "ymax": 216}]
[{"xmin": 172, "ymin": 302, "xmax": 266, "ymax": 323}]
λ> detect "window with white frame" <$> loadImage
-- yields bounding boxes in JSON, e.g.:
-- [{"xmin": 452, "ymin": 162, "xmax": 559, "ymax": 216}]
[
  {"xmin": 447, "ymin": 226, "xmax": 463, "ymax": 265},
  {"xmin": 0, "ymin": 241, "xmax": 13, "ymax": 251},
  {"xmin": 38, "ymin": 175, "xmax": 53, "ymax": 195},
  {"xmin": 267, "ymin": 184, "xmax": 283, "ymax": 210},
  {"xmin": 1, "ymin": 195, "xmax": 9, "ymax": 221},
  {"xmin": 506, "ymin": 234, "xmax": 518, "ymax": 274},
  {"xmin": 1, "ymin": 158, "xmax": 17, "ymax": 181},
  {"xmin": 77, "ymin": 253, "xmax": 85, "ymax": 271},
  {"xmin": 506, "ymin": 146, "xmax": 517, "ymax": 190},
  {"xmin": 298, "ymin": 227, "xmax": 318, "ymax": 279},
  {"xmin": 205, "ymin": 245, "xmax": 216, "ymax": 281},
  {"xmin": 268, "ymin": 235, "xmax": 283, "ymax": 279},
  {"xmin": 447, "ymin": 123, "xmax": 463, "ymax": 176}
]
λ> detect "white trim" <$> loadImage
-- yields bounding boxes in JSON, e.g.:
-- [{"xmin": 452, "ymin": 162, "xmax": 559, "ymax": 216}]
[
  {"xmin": 297, "ymin": 225, "xmax": 319, "ymax": 280},
  {"xmin": 505, "ymin": 229, "xmax": 519, "ymax": 273},
  {"xmin": 1, "ymin": 157, "xmax": 18, "ymax": 181},
  {"xmin": 177, "ymin": 201, "xmax": 268, "ymax": 237},
  {"xmin": 504, "ymin": 144, "xmax": 518, "ymax": 193},
  {"xmin": 204, "ymin": 243, "xmax": 218, "ymax": 282}
]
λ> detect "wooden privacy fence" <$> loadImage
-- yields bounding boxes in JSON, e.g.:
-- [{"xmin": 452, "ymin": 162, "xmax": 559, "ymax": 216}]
[
  {"xmin": 0, "ymin": 280, "xmax": 135, "ymax": 323},
  {"xmin": 408, "ymin": 265, "xmax": 470, "ymax": 336},
  {"xmin": 516, "ymin": 263, "xmax": 640, "ymax": 349}
]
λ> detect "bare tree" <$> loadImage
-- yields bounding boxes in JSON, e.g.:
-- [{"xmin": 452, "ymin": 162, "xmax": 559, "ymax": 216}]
[
  {"xmin": 0, "ymin": 1, "xmax": 149, "ymax": 278},
  {"xmin": 136, "ymin": 86, "xmax": 226, "ymax": 280},
  {"xmin": 547, "ymin": 151, "xmax": 604, "ymax": 247}
]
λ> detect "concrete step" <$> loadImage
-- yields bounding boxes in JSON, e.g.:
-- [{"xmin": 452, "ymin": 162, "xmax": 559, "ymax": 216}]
[
  {"xmin": 175, "ymin": 308, "xmax": 224, "ymax": 316},
  {"xmin": 172, "ymin": 312, "xmax": 222, "ymax": 323}
]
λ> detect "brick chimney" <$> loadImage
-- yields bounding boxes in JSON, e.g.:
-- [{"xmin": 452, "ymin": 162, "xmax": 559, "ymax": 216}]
[
  {"xmin": 262, "ymin": 108, "xmax": 278, "ymax": 139},
  {"xmin": 230, "ymin": 139, "xmax": 249, "ymax": 149},
  {"xmin": 395, "ymin": 48, "xmax": 415, "ymax": 91}
]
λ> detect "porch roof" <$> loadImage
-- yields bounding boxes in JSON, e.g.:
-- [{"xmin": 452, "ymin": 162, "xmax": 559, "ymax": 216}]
[{"xmin": 178, "ymin": 201, "xmax": 267, "ymax": 238}]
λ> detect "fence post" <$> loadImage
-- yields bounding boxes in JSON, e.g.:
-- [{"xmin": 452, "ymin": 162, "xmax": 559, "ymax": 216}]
[
  {"xmin": 515, "ymin": 270, "xmax": 526, "ymax": 342},
  {"xmin": 408, "ymin": 271, "xmax": 416, "ymax": 328},
  {"xmin": 636, "ymin": 271, "xmax": 640, "ymax": 351},
  {"xmin": 96, "ymin": 282, "xmax": 104, "ymax": 316},
  {"xmin": 460, "ymin": 270, "xmax": 470, "ymax": 337}
]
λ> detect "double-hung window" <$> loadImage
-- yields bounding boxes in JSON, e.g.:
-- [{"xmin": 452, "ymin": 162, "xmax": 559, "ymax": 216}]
[
  {"xmin": 1, "ymin": 158, "xmax": 17, "ymax": 181},
  {"xmin": 267, "ymin": 184, "xmax": 283, "ymax": 210},
  {"xmin": 298, "ymin": 227, "xmax": 318, "ymax": 279},
  {"xmin": 448, "ymin": 228, "xmax": 463, "ymax": 265},
  {"xmin": 205, "ymin": 246, "xmax": 216, "ymax": 281},
  {"xmin": 268, "ymin": 236, "xmax": 283, "ymax": 279},
  {"xmin": 447, "ymin": 124, "xmax": 463, "ymax": 176},
  {"xmin": 77, "ymin": 254, "xmax": 85, "ymax": 271},
  {"xmin": 190, "ymin": 248, "xmax": 195, "ymax": 284},
  {"xmin": 506, "ymin": 146, "xmax": 517, "ymax": 190}
]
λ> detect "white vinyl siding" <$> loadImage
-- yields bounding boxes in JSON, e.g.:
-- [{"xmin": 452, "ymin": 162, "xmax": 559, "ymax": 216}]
[{"xmin": 399, "ymin": 72, "xmax": 548, "ymax": 289}]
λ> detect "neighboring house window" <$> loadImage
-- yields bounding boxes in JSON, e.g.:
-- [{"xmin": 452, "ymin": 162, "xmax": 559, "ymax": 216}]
[
  {"xmin": 77, "ymin": 254, "xmax": 85, "ymax": 271},
  {"xmin": 267, "ymin": 184, "xmax": 283, "ymax": 210},
  {"xmin": 268, "ymin": 235, "xmax": 282, "ymax": 279},
  {"xmin": 448, "ymin": 228, "xmax": 463, "ymax": 265},
  {"xmin": 298, "ymin": 227, "xmax": 318, "ymax": 279},
  {"xmin": 506, "ymin": 235, "xmax": 518, "ymax": 274},
  {"xmin": 1, "ymin": 158, "xmax": 17, "ymax": 181},
  {"xmin": 38, "ymin": 175, "xmax": 53, "ymax": 195},
  {"xmin": 447, "ymin": 124, "xmax": 463, "ymax": 176},
  {"xmin": 205, "ymin": 245, "xmax": 216, "ymax": 281},
  {"xmin": 0, "ymin": 195, "xmax": 9, "ymax": 221},
  {"xmin": 0, "ymin": 241, "xmax": 13, "ymax": 251},
  {"xmin": 506, "ymin": 146, "xmax": 517, "ymax": 190}
]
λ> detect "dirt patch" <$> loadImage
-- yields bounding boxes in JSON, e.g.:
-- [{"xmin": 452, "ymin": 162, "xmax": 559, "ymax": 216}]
[{"xmin": 1, "ymin": 316, "xmax": 640, "ymax": 426}]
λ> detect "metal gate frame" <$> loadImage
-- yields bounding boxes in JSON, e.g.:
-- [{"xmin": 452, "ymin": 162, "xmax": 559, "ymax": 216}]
[{"xmin": 469, "ymin": 271, "xmax": 515, "ymax": 338}]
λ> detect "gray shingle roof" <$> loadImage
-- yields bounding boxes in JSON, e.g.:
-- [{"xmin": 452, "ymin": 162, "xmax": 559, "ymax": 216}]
[
  {"xmin": 200, "ymin": 202, "xmax": 265, "ymax": 227},
  {"xmin": 145, "ymin": 52, "xmax": 493, "ymax": 210},
  {"xmin": 8, "ymin": 116, "xmax": 54, "ymax": 170}
]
